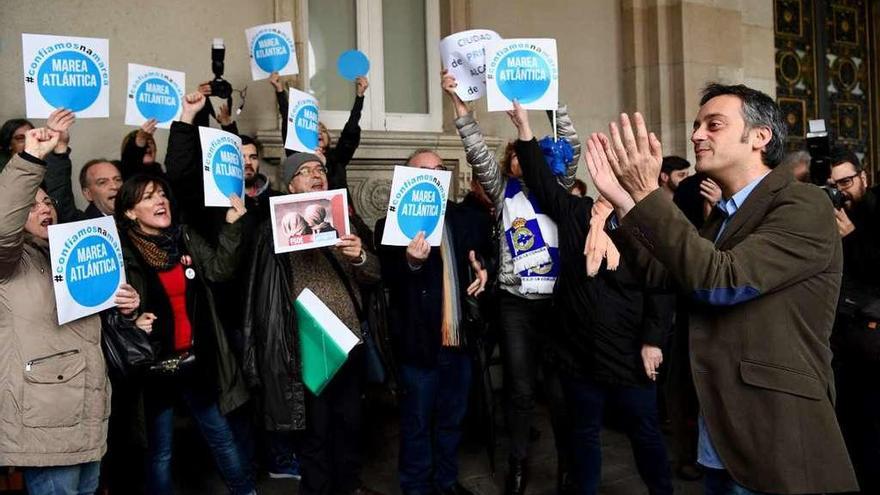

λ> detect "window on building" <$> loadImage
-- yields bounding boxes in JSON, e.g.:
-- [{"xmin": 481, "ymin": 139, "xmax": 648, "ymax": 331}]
[{"xmin": 305, "ymin": 0, "xmax": 442, "ymax": 132}]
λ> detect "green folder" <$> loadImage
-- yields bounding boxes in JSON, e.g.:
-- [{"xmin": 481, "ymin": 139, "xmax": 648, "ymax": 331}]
[{"xmin": 296, "ymin": 288, "xmax": 360, "ymax": 395}]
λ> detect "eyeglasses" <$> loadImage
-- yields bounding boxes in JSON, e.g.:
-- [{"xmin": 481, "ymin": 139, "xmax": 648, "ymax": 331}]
[
  {"xmin": 31, "ymin": 196, "xmax": 57, "ymax": 211},
  {"xmin": 295, "ymin": 165, "xmax": 328, "ymax": 178},
  {"xmin": 827, "ymin": 173, "xmax": 861, "ymax": 189}
]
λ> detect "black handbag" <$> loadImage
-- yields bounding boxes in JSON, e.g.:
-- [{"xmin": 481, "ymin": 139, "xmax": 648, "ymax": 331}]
[{"xmin": 101, "ymin": 310, "xmax": 155, "ymax": 380}]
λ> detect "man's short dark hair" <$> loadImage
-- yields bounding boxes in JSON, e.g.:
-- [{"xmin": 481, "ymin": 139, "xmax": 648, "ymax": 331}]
[
  {"xmin": 828, "ymin": 145, "xmax": 862, "ymax": 172},
  {"xmin": 661, "ymin": 156, "xmax": 690, "ymax": 174},
  {"xmin": 405, "ymin": 148, "xmax": 440, "ymax": 166},
  {"xmin": 240, "ymin": 135, "xmax": 262, "ymax": 155},
  {"xmin": 700, "ymin": 83, "xmax": 787, "ymax": 168},
  {"xmin": 79, "ymin": 159, "xmax": 117, "ymax": 188},
  {"xmin": 0, "ymin": 118, "xmax": 34, "ymax": 152}
]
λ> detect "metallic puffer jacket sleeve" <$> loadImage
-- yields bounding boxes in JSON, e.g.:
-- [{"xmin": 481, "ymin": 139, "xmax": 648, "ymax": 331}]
[
  {"xmin": 454, "ymin": 112, "xmax": 506, "ymax": 213},
  {"xmin": 549, "ymin": 103, "xmax": 582, "ymax": 191}
]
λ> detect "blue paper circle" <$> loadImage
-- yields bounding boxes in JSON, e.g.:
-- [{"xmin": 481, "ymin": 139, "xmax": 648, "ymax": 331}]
[
  {"xmin": 253, "ymin": 32, "xmax": 291, "ymax": 73},
  {"xmin": 37, "ymin": 51, "xmax": 102, "ymax": 112},
  {"xmin": 337, "ymin": 50, "xmax": 370, "ymax": 81},
  {"xmin": 211, "ymin": 143, "xmax": 244, "ymax": 197},
  {"xmin": 495, "ymin": 49, "xmax": 551, "ymax": 104},
  {"xmin": 66, "ymin": 235, "xmax": 120, "ymax": 307},
  {"xmin": 294, "ymin": 104, "xmax": 320, "ymax": 150},
  {"xmin": 397, "ymin": 181, "xmax": 443, "ymax": 239},
  {"xmin": 135, "ymin": 77, "xmax": 180, "ymax": 123}
]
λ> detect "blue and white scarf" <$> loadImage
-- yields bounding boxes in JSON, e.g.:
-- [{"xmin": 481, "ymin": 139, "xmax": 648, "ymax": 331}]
[{"xmin": 502, "ymin": 179, "xmax": 560, "ymax": 294}]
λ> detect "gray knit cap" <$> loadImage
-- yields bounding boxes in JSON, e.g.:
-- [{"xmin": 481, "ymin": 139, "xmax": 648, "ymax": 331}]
[{"xmin": 282, "ymin": 152, "xmax": 323, "ymax": 188}]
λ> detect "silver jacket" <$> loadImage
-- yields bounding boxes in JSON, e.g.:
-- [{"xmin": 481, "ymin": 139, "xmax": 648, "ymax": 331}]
[{"xmin": 455, "ymin": 105, "xmax": 581, "ymax": 297}]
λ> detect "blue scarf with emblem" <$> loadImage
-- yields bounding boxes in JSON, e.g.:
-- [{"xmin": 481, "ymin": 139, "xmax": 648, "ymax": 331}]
[{"xmin": 502, "ymin": 179, "xmax": 560, "ymax": 294}]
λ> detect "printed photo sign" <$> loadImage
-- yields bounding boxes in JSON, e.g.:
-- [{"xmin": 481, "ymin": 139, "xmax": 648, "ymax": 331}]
[
  {"xmin": 125, "ymin": 63, "xmax": 185, "ymax": 129},
  {"xmin": 439, "ymin": 29, "xmax": 501, "ymax": 102},
  {"xmin": 485, "ymin": 38, "xmax": 558, "ymax": 111},
  {"xmin": 246, "ymin": 22, "xmax": 299, "ymax": 81},
  {"xmin": 381, "ymin": 166, "xmax": 452, "ymax": 247},
  {"xmin": 285, "ymin": 88, "xmax": 320, "ymax": 153},
  {"xmin": 48, "ymin": 216, "xmax": 125, "ymax": 325},
  {"xmin": 199, "ymin": 127, "xmax": 244, "ymax": 207},
  {"xmin": 22, "ymin": 33, "xmax": 110, "ymax": 118},
  {"xmin": 269, "ymin": 189, "xmax": 350, "ymax": 254}
]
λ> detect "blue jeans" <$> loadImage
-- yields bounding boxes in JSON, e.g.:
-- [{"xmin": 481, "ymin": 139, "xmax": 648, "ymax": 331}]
[
  {"xmin": 561, "ymin": 374, "xmax": 672, "ymax": 495},
  {"xmin": 399, "ymin": 349, "xmax": 472, "ymax": 495},
  {"xmin": 703, "ymin": 469, "xmax": 775, "ymax": 494},
  {"xmin": 145, "ymin": 381, "xmax": 253, "ymax": 495},
  {"xmin": 22, "ymin": 462, "xmax": 100, "ymax": 495}
]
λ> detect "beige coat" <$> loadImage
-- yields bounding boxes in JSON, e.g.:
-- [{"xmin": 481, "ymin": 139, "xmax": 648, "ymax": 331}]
[{"xmin": 0, "ymin": 154, "xmax": 110, "ymax": 467}]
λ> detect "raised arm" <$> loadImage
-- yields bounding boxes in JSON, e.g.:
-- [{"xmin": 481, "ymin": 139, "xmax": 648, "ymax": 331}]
[
  {"xmin": 0, "ymin": 129, "xmax": 59, "ymax": 277},
  {"xmin": 270, "ymin": 72, "xmax": 293, "ymax": 158},
  {"xmin": 44, "ymin": 109, "xmax": 82, "ymax": 223},
  {"xmin": 507, "ymin": 102, "xmax": 584, "ymax": 223},
  {"xmin": 444, "ymin": 71, "xmax": 505, "ymax": 214},
  {"xmin": 184, "ymin": 194, "xmax": 246, "ymax": 282},
  {"xmin": 327, "ymin": 76, "xmax": 367, "ymax": 189}
]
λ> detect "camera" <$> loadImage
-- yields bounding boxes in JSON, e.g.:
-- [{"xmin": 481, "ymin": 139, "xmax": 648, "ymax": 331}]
[
  {"xmin": 805, "ymin": 119, "xmax": 846, "ymax": 208},
  {"xmin": 210, "ymin": 38, "xmax": 233, "ymax": 100}
]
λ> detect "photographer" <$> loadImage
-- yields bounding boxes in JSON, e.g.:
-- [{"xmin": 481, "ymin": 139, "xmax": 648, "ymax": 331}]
[{"xmin": 827, "ymin": 146, "xmax": 880, "ymax": 494}]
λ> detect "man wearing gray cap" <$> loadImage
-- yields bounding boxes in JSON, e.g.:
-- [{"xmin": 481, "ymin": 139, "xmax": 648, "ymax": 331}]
[{"xmin": 243, "ymin": 151, "xmax": 383, "ymax": 495}]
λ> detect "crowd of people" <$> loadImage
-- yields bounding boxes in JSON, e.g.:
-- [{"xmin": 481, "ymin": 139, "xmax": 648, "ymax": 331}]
[{"xmin": 0, "ymin": 53, "xmax": 878, "ymax": 495}]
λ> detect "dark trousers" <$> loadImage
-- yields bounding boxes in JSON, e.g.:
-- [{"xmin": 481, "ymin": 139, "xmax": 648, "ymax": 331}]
[
  {"xmin": 23, "ymin": 462, "xmax": 100, "ymax": 495},
  {"xmin": 300, "ymin": 347, "xmax": 365, "ymax": 495},
  {"xmin": 703, "ymin": 469, "xmax": 774, "ymax": 495},
  {"xmin": 835, "ymin": 361, "xmax": 880, "ymax": 494},
  {"xmin": 498, "ymin": 292, "xmax": 570, "ymax": 465},
  {"xmin": 398, "ymin": 349, "xmax": 472, "ymax": 495},
  {"xmin": 561, "ymin": 374, "xmax": 672, "ymax": 495}
]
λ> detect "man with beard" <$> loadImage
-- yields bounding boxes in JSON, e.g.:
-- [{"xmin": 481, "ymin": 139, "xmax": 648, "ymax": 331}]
[
  {"xmin": 658, "ymin": 156, "xmax": 690, "ymax": 199},
  {"xmin": 827, "ymin": 146, "xmax": 880, "ymax": 494},
  {"xmin": 241, "ymin": 134, "xmax": 279, "ymax": 222}
]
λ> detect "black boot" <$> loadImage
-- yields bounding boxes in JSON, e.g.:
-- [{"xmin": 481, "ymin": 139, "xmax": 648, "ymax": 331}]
[{"xmin": 505, "ymin": 457, "xmax": 527, "ymax": 495}]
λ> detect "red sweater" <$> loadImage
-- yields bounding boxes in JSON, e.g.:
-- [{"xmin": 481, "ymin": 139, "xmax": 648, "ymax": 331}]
[{"xmin": 157, "ymin": 264, "xmax": 193, "ymax": 352}]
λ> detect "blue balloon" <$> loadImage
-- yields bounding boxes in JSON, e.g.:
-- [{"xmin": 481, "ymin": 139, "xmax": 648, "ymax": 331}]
[
  {"xmin": 66, "ymin": 235, "xmax": 120, "ymax": 307},
  {"xmin": 211, "ymin": 143, "xmax": 244, "ymax": 197},
  {"xmin": 337, "ymin": 50, "xmax": 370, "ymax": 81},
  {"xmin": 135, "ymin": 77, "xmax": 180, "ymax": 123},
  {"xmin": 37, "ymin": 51, "xmax": 102, "ymax": 112},
  {"xmin": 495, "ymin": 49, "xmax": 551, "ymax": 104}
]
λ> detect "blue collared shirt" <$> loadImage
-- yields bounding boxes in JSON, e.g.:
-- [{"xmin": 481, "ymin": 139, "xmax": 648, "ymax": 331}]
[{"xmin": 698, "ymin": 171, "xmax": 769, "ymax": 470}]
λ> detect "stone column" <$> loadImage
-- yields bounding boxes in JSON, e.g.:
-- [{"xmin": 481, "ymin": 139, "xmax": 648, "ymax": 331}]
[{"xmin": 621, "ymin": 0, "xmax": 775, "ymax": 161}]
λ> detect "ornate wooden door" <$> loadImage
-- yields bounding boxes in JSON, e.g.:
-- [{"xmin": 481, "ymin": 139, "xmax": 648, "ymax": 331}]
[{"xmin": 775, "ymin": 0, "xmax": 878, "ymax": 179}]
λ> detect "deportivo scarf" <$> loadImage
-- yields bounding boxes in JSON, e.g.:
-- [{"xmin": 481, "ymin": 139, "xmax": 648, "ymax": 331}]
[{"xmin": 502, "ymin": 178, "xmax": 560, "ymax": 294}]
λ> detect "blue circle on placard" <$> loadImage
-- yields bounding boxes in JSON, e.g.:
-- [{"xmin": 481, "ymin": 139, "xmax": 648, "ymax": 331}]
[
  {"xmin": 294, "ymin": 104, "xmax": 320, "ymax": 150},
  {"xmin": 398, "ymin": 181, "xmax": 443, "ymax": 239},
  {"xmin": 135, "ymin": 77, "xmax": 180, "ymax": 123},
  {"xmin": 211, "ymin": 143, "xmax": 244, "ymax": 197},
  {"xmin": 495, "ymin": 49, "xmax": 551, "ymax": 104},
  {"xmin": 253, "ymin": 32, "xmax": 291, "ymax": 73},
  {"xmin": 37, "ymin": 51, "xmax": 102, "ymax": 112},
  {"xmin": 337, "ymin": 50, "xmax": 370, "ymax": 81},
  {"xmin": 65, "ymin": 235, "xmax": 120, "ymax": 307}
]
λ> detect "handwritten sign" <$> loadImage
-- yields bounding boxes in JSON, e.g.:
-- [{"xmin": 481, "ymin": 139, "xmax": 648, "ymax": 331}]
[{"xmin": 439, "ymin": 29, "xmax": 501, "ymax": 102}]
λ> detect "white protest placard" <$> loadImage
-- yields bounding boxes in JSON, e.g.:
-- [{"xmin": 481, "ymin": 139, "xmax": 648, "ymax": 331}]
[
  {"xmin": 285, "ymin": 88, "xmax": 320, "ymax": 152},
  {"xmin": 199, "ymin": 127, "xmax": 244, "ymax": 207},
  {"xmin": 125, "ymin": 64, "xmax": 185, "ymax": 129},
  {"xmin": 381, "ymin": 166, "xmax": 452, "ymax": 247},
  {"xmin": 269, "ymin": 189, "xmax": 350, "ymax": 254},
  {"xmin": 439, "ymin": 29, "xmax": 501, "ymax": 102},
  {"xmin": 485, "ymin": 38, "xmax": 559, "ymax": 112},
  {"xmin": 49, "ymin": 216, "xmax": 125, "ymax": 325},
  {"xmin": 22, "ymin": 33, "xmax": 110, "ymax": 118},
  {"xmin": 246, "ymin": 22, "xmax": 299, "ymax": 81}
]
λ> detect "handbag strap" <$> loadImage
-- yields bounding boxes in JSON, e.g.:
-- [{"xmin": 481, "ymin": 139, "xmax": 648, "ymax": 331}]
[{"xmin": 320, "ymin": 248, "xmax": 366, "ymax": 323}]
